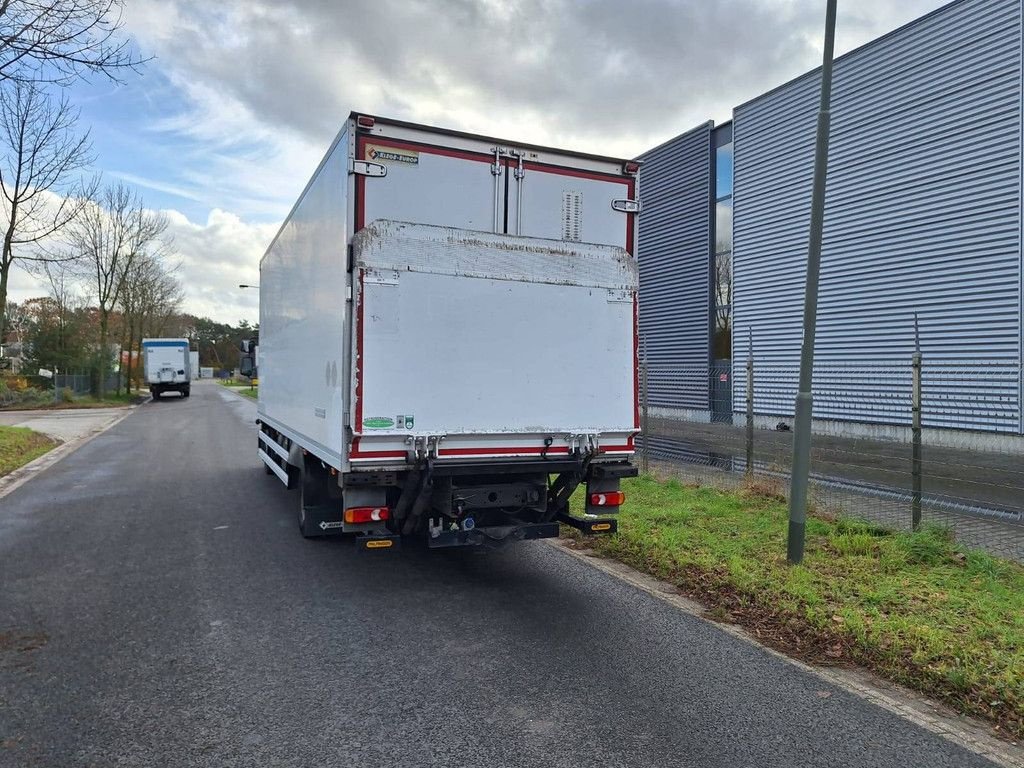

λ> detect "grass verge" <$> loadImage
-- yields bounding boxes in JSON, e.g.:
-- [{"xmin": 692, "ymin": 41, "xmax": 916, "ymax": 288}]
[
  {"xmin": 0, "ymin": 426, "xmax": 58, "ymax": 476},
  {"xmin": 0, "ymin": 391, "xmax": 140, "ymax": 410},
  {"xmin": 573, "ymin": 475, "xmax": 1024, "ymax": 739},
  {"xmin": 218, "ymin": 380, "xmax": 257, "ymax": 399}
]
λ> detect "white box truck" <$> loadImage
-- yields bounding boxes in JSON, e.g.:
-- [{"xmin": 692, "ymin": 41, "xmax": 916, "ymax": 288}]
[
  {"xmin": 257, "ymin": 113, "xmax": 639, "ymax": 548},
  {"xmin": 143, "ymin": 338, "xmax": 191, "ymax": 399}
]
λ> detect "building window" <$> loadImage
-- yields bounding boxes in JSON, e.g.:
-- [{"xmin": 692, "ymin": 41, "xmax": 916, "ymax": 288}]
[{"xmin": 713, "ymin": 128, "xmax": 733, "ymax": 361}]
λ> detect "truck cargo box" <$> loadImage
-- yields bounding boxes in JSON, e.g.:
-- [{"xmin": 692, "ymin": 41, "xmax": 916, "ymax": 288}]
[{"xmin": 256, "ymin": 113, "xmax": 639, "ymax": 544}]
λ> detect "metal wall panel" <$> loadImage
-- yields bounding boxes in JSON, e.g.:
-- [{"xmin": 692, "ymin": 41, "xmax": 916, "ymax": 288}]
[
  {"xmin": 637, "ymin": 123, "xmax": 713, "ymax": 409},
  {"xmin": 732, "ymin": 0, "xmax": 1023, "ymax": 433}
]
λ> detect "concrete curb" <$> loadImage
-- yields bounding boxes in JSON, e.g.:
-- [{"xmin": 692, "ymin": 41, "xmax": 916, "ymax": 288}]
[
  {"xmin": 546, "ymin": 538, "xmax": 1023, "ymax": 768},
  {"xmin": 0, "ymin": 404, "xmax": 139, "ymax": 501}
]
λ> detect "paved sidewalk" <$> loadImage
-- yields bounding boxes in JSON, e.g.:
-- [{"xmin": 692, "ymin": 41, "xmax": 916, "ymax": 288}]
[{"xmin": 0, "ymin": 408, "xmax": 129, "ymax": 443}]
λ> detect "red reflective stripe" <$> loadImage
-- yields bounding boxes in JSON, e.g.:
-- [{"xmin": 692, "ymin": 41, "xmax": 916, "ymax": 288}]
[
  {"xmin": 354, "ymin": 269, "xmax": 365, "ymax": 436},
  {"xmin": 350, "ymin": 448, "xmax": 406, "ymax": 460},
  {"xmin": 354, "ymin": 136, "xmax": 367, "ymax": 231},
  {"xmin": 361, "ymin": 135, "xmax": 494, "ymax": 164},
  {"xmin": 633, "ymin": 292, "xmax": 640, "ymax": 429},
  {"xmin": 350, "ymin": 444, "xmax": 634, "ymax": 461},
  {"xmin": 440, "ymin": 446, "xmax": 569, "ymax": 457},
  {"xmin": 625, "ymin": 176, "xmax": 636, "ymax": 256},
  {"xmin": 521, "ymin": 160, "xmax": 632, "ymax": 185}
]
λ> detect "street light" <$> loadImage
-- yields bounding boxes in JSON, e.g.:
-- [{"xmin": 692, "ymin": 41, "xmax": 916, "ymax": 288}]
[{"xmin": 239, "ymin": 284, "xmax": 259, "ymax": 289}]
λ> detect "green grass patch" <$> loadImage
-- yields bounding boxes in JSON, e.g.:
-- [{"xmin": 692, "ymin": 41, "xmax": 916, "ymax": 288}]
[
  {"xmin": 218, "ymin": 380, "xmax": 257, "ymax": 399},
  {"xmin": 0, "ymin": 425, "xmax": 58, "ymax": 476},
  {"xmin": 578, "ymin": 476, "xmax": 1024, "ymax": 737}
]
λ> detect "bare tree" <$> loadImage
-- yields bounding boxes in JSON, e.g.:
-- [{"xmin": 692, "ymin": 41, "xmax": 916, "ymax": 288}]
[
  {"xmin": 0, "ymin": 0, "xmax": 144, "ymax": 84},
  {"xmin": 68, "ymin": 182, "xmax": 167, "ymax": 398},
  {"xmin": 39, "ymin": 257, "xmax": 78, "ymax": 366},
  {"xmin": 119, "ymin": 252, "xmax": 181, "ymax": 394},
  {"xmin": 0, "ymin": 79, "xmax": 91, "ymax": 338}
]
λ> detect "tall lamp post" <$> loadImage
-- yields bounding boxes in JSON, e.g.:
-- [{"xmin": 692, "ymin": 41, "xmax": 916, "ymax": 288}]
[{"xmin": 788, "ymin": 0, "xmax": 838, "ymax": 565}]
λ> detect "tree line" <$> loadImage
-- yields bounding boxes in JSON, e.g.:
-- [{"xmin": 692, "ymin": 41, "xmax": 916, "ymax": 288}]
[
  {"xmin": 6, "ymin": 290, "xmax": 259, "ymax": 390},
  {"xmin": 0, "ymin": 1, "xmax": 201, "ymax": 397}
]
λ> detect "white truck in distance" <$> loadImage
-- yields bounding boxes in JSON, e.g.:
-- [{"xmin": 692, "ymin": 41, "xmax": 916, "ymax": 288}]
[
  {"xmin": 257, "ymin": 113, "xmax": 640, "ymax": 549},
  {"xmin": 142, "ymin": 338, "xmax": 192, "ymax": 399}
]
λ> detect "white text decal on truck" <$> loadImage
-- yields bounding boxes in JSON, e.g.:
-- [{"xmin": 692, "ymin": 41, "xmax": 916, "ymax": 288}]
[{"xmin": 366, "ymin": 144, "xmax": 419, "ymax": 166}]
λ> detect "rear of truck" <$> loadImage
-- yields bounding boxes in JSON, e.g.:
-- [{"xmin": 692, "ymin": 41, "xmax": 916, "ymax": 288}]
[
  {"xmin": 257, "ymin": 114, "xmax": 640, "ymax": 548},
  {"xmin": 143, "ymin": 338, "xmax": 191, "ymax": 399}
]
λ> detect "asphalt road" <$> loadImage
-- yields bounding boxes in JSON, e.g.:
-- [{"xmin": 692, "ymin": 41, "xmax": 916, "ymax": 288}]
[{"xmin": 0, "ymin": 382, "xmax": 1002, "ymax": 767}]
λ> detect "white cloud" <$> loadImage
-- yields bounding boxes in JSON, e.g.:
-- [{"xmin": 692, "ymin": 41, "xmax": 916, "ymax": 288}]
[
  {"xmin": 10, "ymin": 0, "xmax": 949, "ymax": 323},
  {"xmin": 123, "ymin": 0, "xmax": 950, "ymax": 161},
  {"xmin": 7, "ymin": 205, "xmax": 275, "ymax": 326},
  {"xmin": 161, "ymin": 208, "xmax": 276, "ymax": 323}
]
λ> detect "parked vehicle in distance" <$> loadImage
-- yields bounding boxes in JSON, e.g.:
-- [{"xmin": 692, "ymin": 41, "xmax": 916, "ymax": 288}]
[
  {"xmin": 143, "ymin": 338, "xmax": 191, "ymax": 399},
  {"xmin": 189, "ymin": 351, "xmax": 199, "ymax": 380},
  {"xmin": 256, "ymin": 113, "xmax": 640, "ymax": 549},
  {"xmin": 200, "ymin": 367, "xmax": 214, "ymax": 379}
]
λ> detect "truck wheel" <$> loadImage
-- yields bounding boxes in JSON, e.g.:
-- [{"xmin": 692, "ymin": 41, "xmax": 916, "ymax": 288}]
[
  {"xmin": 182, "ymin": 387, "xmax": 190, "ymax": 398},
  {"xmin": 298, "ymin": 458, "xmax": 328, "ymax": 538},
  {"xmin": 151, "ymin": 390, "xmax": 160, "ymax": 400}
]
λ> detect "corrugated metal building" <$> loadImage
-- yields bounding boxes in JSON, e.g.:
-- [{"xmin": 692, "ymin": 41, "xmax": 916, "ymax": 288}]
[
  {"xmin": 636, "ymin": 124, "xmax": 712, "ymax": 418},
  {"xmin": 637, "ymin": 0, "xmax": 1024, "ymax": 436}
]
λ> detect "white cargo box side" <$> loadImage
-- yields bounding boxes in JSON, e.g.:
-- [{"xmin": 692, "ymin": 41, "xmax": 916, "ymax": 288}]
[
  {"xmin": 257, "ymin": 128, "xmax": 351, "ymax": 468},
  {"xmin": 350, "ymin": 220, "xmax": 638, "ymax": 464}
]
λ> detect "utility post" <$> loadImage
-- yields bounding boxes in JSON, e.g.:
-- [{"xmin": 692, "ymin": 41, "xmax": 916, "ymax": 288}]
[
  {"xmin": 911, "ymin": 313, "xmax": 923, "ymax": 531},
  {"xmin": 788, "ymin": 0, "xmax": 838, "ymax": 565},
  {"xmin": 640, "ymin": 338, "xmax": 650, "ymax": 475},
  {"xmin": 746, "ymin": 329, "xmax": 754, "ymax": 477}
]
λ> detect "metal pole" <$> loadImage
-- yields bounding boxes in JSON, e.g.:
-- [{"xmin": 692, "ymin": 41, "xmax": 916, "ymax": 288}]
[
  {"xmin": 912, "ymin": 314, "xmax": 923, "ymax": 531},
  {"xmin": 641, "ymin": 345, "xmax": 650, "ymax": 475},
  {"xmin": 54, "ymin": 368, "xmax": 59, "ymax": 405},
  {"xmin": 746, "ymin": 329, "xmax": 754, "ymax": 477},
  {"xmin": 788, "ymin": 0, "xmax": 838, "ymax": 565}
]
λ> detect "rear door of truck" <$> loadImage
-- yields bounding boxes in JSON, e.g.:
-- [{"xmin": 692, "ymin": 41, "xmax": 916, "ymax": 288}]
[
  {"xmin": 349, "ymin": 117, "xmax": 639, "ymax": 466},
  {"xmin": 350, "ymin": 222, "xmax": 638, "ymax": 464},
  {"xmin": 352, "ymin": 116, "xmax": 637, "ymax": 250}
]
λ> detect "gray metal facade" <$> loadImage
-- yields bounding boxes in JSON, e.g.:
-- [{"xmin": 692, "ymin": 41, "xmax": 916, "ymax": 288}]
[
  {"xmin": 637, "ymin": 122, "xmax": 712, "ymax": 411},
  {"xmin": 731, "ymin": 0, "xmax": 1023, "ymax": 433}
]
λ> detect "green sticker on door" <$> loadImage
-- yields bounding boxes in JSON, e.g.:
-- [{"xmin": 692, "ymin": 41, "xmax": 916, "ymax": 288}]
[
  {"xmin": 362, "ymin": 416, "xmax": 394, "ymax": 430},
  {"xmin": 396, "ymin": 414, "xmax": 414, "ymax": 429}
]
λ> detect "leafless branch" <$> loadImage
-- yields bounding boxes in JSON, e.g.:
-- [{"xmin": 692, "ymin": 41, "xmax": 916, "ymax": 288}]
[
  {"xmin": 0, "ymin": 78, "xmax": 91, "ymax": 335},
  {"xmin": 0, "ymin": 0, "xmax": 147, "ymax": 85}
]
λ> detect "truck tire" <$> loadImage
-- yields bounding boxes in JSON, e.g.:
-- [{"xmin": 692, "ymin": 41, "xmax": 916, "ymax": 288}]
[
  {"xmin": 298, "ymin": 458, "xmax": 328, "ymax": 538},
  {"xmin": 182, "ymin": 387, "xmax": 190, "ymax": 398},
  {"xmin": 151, "ymin": 389, "xmax": 160, "ymax": 400}
]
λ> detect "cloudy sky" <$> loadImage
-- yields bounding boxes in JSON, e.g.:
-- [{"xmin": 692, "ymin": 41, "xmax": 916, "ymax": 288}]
[{"xmin": 8, "ymin": 0, "xmax": 951, "ymax": 324}]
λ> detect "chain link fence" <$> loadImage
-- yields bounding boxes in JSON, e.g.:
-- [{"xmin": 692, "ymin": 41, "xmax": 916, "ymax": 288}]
[
  {"xmin": 0, "ymin": 369, "xmax": 123, "ymax": 408},
  {"xmin": 638, "ymin": 356, "xmax": 1024, "ymax": 563}
]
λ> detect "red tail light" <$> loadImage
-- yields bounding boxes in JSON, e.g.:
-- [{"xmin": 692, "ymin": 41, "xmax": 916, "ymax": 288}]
[
  {"xmin": 589, "ymin": 491, "xmax": 625, "ymax": 507},
  {"xmin": 623, "ymin": 161, "xmax": 640, "ymax": 175},
  {"xmin": 344, "ymin": 506, "xmax": 390, "ymax": 524},
  {"xmin": 356, "ymin": 115, "xmax": 375, "ymax": 129}
]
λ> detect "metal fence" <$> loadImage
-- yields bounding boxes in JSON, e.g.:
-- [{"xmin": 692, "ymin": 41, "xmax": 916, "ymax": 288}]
[
  {"xmin": 638, "ymin": 356, "xmax": 1024, "ymax": 563},
  {"xmin": 0, "ymin": 369, "xmax": 123, "ymax": 407}
]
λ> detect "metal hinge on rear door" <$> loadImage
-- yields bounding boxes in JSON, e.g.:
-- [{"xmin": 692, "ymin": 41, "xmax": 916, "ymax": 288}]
[{"xmin": 350, "ymin": 160, "xmax": 387, "ymax": 177}]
